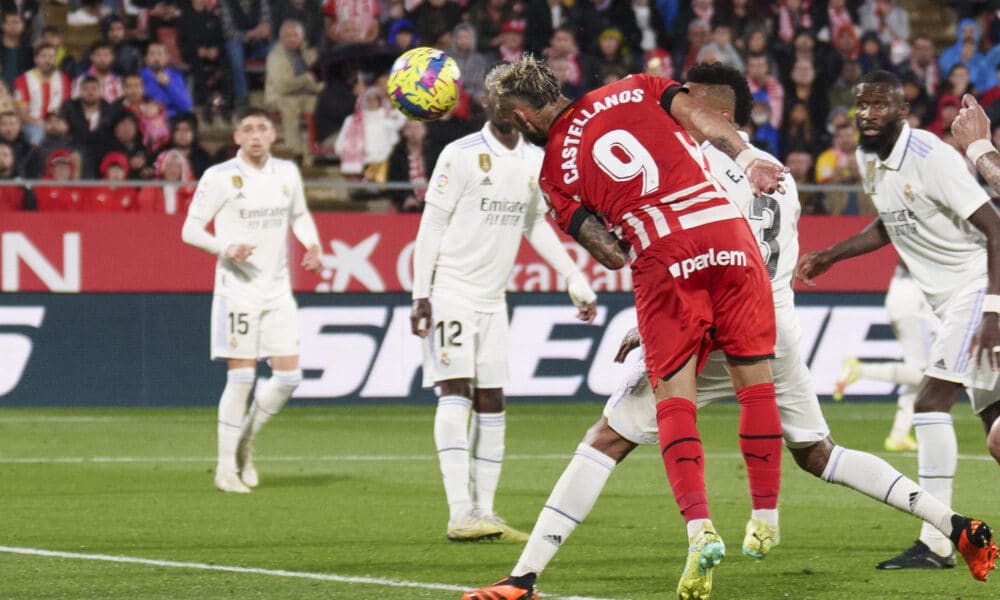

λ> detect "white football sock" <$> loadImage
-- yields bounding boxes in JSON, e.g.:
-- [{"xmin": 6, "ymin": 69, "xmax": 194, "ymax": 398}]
[
  {"xmin": 512, "ymin": 444, "xmax": 616, "ymax": 577},
  {"xmin": 821, "ymin": 445, "xmax": 954, "ymax": 541},
  {"xmin": 889, "ymin": 388, "xmax": 916, "ymax": 439},
  {"xmin": 434, "ymin": 395, "xmax": 473, "ymax": 523},
  {"xmin": 914, "ymin": 412, "xmax": 957, "ymax": 556},
  {"xmin": 857, "ymin": 362, "xmax": 922, "ymax": 386},
  {"xmin": 686, "ymin": 518, "xmax": 713, "ymax": 543},
  {"xmin": 242, "ymin": 369, "xmax": 301, "ymax": 441},
  {"xmin": 217, "ymin": 368, "xmax": 254, "ymax": 472},
  {"xmin": 470, "ymin": 411, "xmax": 505, "ymax": 517},
  {"xmin": 750, "ymin": 508, "xmax": 779, "ymax": 530}
]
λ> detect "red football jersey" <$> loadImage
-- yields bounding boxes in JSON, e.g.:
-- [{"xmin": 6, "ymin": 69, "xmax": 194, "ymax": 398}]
[{"xmin": 540, "ymin": 74, "xmax": 737, "ymax": 254}]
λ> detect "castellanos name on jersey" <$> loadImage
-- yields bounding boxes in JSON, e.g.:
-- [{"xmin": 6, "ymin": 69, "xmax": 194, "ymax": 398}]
[
  {"xmin": 424, "ymin": 124, "xmax": 547, "ymax": 311},
  {"xmin": 188, "ymin": 155, "xmax": 310, "ymax": 307}
]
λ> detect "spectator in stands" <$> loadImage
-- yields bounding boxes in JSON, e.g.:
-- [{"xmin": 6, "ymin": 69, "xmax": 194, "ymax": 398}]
[
  {"xmin": 495, "ymin": 18, "xmax": 525, "ymax": 62},
  {"xmin": 749, "ymin": 98, "xmax": 780, "ymax": 156},
  {"xmin": 273, "ymin": 0, "xmax": 322, "ymax": 49},
  {"xmin": 0, "ymin": 79, "xmax": 14, "ymax": 113},
  {"xmin": 696, "ymin": 21, "xmax": 743, "ymax": 72},
  {"xmin": 0, "ymin": 13, "xmax": 31, "ymax": 90},
  {"xmin": 814, "ymin": 122, "xmax": 860, "ymax": 214},
  {"xmin": 408, "ymin": 0, "xmax": 461, "ymax": 51},
  {"xmin": 945, "ymin": 62, "xmax": 975, "ymax": 97},
  {"xmin": 774, "ymin": 0, "xmax": 812, "ymax": 46},
  {"xmin": 939, "ymin": 18, "xmax": 980, "ymax": 76},
  {"xmin": 467, "ymin": 0, "xmax": 513, "ymax": 54},
  {"xmin": 89, "ymin": 110, "xmax": 145, "ymax": 178},
  {"xmin": 781, "ymin": 100, "xmax": 815, "ymax": 158},
  {"xmin": 781, "ymin": 28, "xmax": 843, "ymax": 91},
  {"xmin": 858, "ymin": 0, "xmax": 909, "ymax": 63},
  {"xmin": 73, "ymin": 42, "xmax": 122, "ymax": 104},
  {"xmin": 524, "ymin": 0, "xmax": 598, "ymax": 57},
  {"xmin": 786, "ymin": 149, "xmax": 822, "ymax": 213},
  {"xmin": 85, "ymin": 152, "xmax": 137, "ymax": 211},
  {"xmin": 814, "ymin": 0, "xmax": 856, "ymax": 46},
  {"xmin": 898, "ymin": 34, "xmax": 939, "ymax": 96},
  {"xmin": 334, "ymin": 86, "xmax": 404, "ymax": 180},
  {"xmin": 857, "ymin": 30, "xmax": 890, "ymax": 73},
  {"xmin": 158, "ymin": 112, "xmax": 210, "ymax": 177},
  {"xmin": 900, "ymin": 71, "xmax": 933, "ymax": 126},
  {"xmin": 41, "ymin": 27, "xmax": 78, "ymax": 76},
  {"xmin": 743, "ymin": 24, "xmax": 768, "ymax": 56},
  {"xmin": 449, "ymin": 23, "xmax": 487, "ymax": 104},
  {"xmin": 3, "ymin": 0, "xmax": 42, "ymax": 43},
  {"xmin": 746, "ymin": 51, "xmax": 784, "ymax": 128},
  {"xmin": 387, "ymin": 18, "xmax": 417, "ymax": 53},
  {"xmin": 629, "ymin": 0, "xmax": 671, "ymax": 61},
  {"xmin": 140, "ymin": 43, "xmax": 191, "ymax": 118},
  {"xmin": 593, "ymin": 28, "xmax": 632, "ymax": 84},
  {"xmin": 179, "ymin": 0, "xmax": 228, "ymax": 123},
  {"xmin": 104, "ymin": 17, "xmax": 142, "ymax": 76},
  {"xmin": 65, "ymin": 0, "xmax": 98, "ymax": 26},
  {"xmin": 0, "ymin": 140, "xmax": 23, "ymax": 209},
  {"xmin": 0, "ymin": 110, "xmax": 27, "ymax": 171},
  {"xmin": 827, "ymin": 59, "xmax": 861, "ymax": 113},
  {"xmin": 926, "ymin": 94, "xmax": 961, "ymax": 139},
  {"xmin": 785, "ymin": 57, "xmax": 828, "ymax": 135},
  {"xmin": 832, "ymin": 22, "xmax": 859, "ymax": 61},
  {"xmin": 672, "ymin": 0, "xmax": 712, "ymax": 49},
  {"xmin": 22, "ymin": 111, "xmax": 73, "ymax": 178},
  {"xmin": 544, "ymin": 26, "xmax": 594, "ymax": 94},
  {"xmin": 36, "ymin": 149, "xmax": 84, "ymax": 211},
  {"xmin": 144, "ymin": 0, "xmax": 184, "ymax": 43},
  {"xmin": 220, "ymin": 0, "xmax": 272, "ymax": 109},
  {"xmin": 675, "ymin": 17, "xmax": 709, "ymax": 78},
  {"xmin": 644, "ymin": 47, "xmax": 673, "ymax": 79},
  {"xmin": 14, "ymin": 44, "xmax": 69, "ymax": 145},
  {"xmin": 265, "ymin": 19, "xmax": 323, "ymax": 159},
  {"xmin": 137, "ymin": 148, "xmax": 194, "ymax": 214},
  {"xmin": 321, "ymin": 0, "xmax": 379, "ymax": 45},
  {"xmin": 386, "ymin": 119, "xmax": 429, "ymax": 212},
  {"xmin": 62, "ymin": 76, "xmax": 110, "ymax": 150},
  {"xmin": 716, "ymin": 0, "xmax": 767, "ymax": 49}
]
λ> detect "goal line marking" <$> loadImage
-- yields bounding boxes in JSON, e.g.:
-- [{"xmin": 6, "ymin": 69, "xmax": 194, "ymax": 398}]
[{"xmin": 0, "ymin": 545, "xmax": 619, "ymax": 600}]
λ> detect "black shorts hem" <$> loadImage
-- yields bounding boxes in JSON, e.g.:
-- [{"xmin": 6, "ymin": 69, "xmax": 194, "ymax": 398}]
[
  {"xmin": 724, "ymin": 352, "xmax": 775, "ymax": 364},
  {"xmin": 659, "ymin": 352, "xmax": 697, "ymax": 382}
]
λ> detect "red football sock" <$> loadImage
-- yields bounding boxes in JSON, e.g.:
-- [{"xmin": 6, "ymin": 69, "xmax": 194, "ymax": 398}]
[
  {"xmin": 736, "ymin": 382, "xmax": 782, "ymax": 510},
  {"xmin": 656, "ymin": 397, "xmax": 709, "ymax": 522}
]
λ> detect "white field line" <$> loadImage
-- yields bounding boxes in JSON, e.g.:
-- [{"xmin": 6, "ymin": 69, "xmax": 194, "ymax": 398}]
[
  {"xmin": 0, "ymin": 546, "xmax": 622, "ymax": 600},
  {"xmin": 0, "ymin": 451, "xmax": 994, "ymax": 465}
]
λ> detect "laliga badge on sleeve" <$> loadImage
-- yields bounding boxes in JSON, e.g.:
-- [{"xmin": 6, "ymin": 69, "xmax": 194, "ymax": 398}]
[{"xmin": 232, "ymin": 175, "xmax": 243, "ymax": 189}]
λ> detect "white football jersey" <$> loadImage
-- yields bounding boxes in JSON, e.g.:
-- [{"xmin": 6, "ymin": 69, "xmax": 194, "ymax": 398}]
[
  {"xmin": 856, "ymin": 123, "xmax": 990, "ymax": 310},
  {"xmin": 188, "ymin": 154, "xmax": 309, "ymax": 308},
  {"xmin": 700, "ymin": 135, "xmax": 801, "ymax": 356},
  {"xmin": 422, "ymin": 123, "xmax": 546, "ymax": 312}
]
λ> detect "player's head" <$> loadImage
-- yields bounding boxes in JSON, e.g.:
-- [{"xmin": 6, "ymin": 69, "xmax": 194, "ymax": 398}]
[
  {"xmin": 684, "ymin": 62, "xmax": 753, "ymax": 127},
  {"xmin": 854, "ymin": 70, "xmax": 907, "ymax": 154},
  {"xmin": 484, "ymin": 54, "xmax": 563, "ymax": 146},
  {"xmin": 482, "ymin": 64, "xmax": 517, "ymax": 135},
  {"xmin": 233, "ymin": 107, "xmax": 276, "ymax": 160}
]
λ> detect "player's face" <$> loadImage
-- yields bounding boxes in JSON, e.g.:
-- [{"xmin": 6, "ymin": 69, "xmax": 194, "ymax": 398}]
[
  {"xmin": 482, "ymin": 94, "xmax": 514, "ymax": 135},
  {"xmin": 854, "ymin": 83, "xmax": 907, "ymax": 154},
  {"xmin": 234, "ymin": 116, "xmax": 276, "ymax": 158},
  {"xmin": 509, "ymin": 103, "xmax": 549, "ymax": 146}
]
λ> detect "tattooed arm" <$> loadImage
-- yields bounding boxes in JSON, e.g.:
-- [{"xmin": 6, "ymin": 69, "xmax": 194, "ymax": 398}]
[{"xmin": 568, "ymin": 208, "xmax": 630, "ymax": 270}]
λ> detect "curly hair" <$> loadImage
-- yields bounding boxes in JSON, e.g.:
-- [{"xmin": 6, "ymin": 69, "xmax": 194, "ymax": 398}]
[
  {"xmin": 484, "ymin": 55, "xmax": 562, "ymax": 113},
  {"xmin": 685, "ymin": 62, "xmax": 753, "ymax": 128}
]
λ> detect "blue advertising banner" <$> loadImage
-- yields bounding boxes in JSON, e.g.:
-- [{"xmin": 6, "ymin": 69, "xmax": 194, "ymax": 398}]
[{"xmin": 0, "ymin": 292, "xmax": 904, "ymax": 407}]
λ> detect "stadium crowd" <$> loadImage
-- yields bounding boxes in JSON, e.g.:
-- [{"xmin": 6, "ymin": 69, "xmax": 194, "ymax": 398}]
[{"xmin": 0, "ymin": 0, "xmax": 998, "ymax": 214}]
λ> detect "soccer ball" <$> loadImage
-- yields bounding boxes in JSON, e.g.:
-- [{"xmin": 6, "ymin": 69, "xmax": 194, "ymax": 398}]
[{"xmin": 386, "ymin": 47, "xmax": 462, "ymax": 121}]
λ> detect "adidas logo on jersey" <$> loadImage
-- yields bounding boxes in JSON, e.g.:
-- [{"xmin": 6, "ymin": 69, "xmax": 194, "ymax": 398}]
[
  {"xmin": 481, "ymin": 176, "xmax": 492, "ymax": 186},
  {"xmin": 668, "ymin": 249, "xmax": 747, "ymax": 280},
  {"xmin": 934, "ymin": 359, "xmax": 946, "ymax": 369}
]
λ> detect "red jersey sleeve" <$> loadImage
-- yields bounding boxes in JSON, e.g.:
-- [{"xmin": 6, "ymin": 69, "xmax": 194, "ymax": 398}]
[{"xmin": 538, "ymin": 174, "xmax": 585, "ymax": 235}]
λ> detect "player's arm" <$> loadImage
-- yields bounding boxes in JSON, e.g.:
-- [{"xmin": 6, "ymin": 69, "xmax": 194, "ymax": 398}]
[
  {"xmin": 181, "ymin": 171, "xmax": 254, "ymax": 261},
  {"xmin": 794, "ymin": 217, "xmax": 891, "ymax": 286},
  {"xmin": 967, "ymin": 204, "xmax": 1000, "ymax": 367},
  {"xmin": 570, "ymin": 208, "xmax": 630, "ymax": 270},
  {"xmin": 663, "ymin": 87, "xmax": 787, "ymax": 196},
  {"xmin": 523, "ymin": 200, "xmax": 597, "ymax": 323},
  {"xmin": 289, "ymin": 173, "xmax": 323, "ymax": 273}
]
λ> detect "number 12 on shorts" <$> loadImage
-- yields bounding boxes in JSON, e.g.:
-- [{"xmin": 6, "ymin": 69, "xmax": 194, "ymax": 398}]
[
  {"xmin": 228, "ymin": 312, "xmax": 249, "ymax": 335},
  {"xmin": 435, "ymin": 320, "xmax": 462, "ymax": 347}
]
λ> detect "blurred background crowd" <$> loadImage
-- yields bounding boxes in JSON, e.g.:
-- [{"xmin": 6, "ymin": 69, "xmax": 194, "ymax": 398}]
[{"xmin": 0, "ymin": 0, "xmax": 999, "ymax": 215}]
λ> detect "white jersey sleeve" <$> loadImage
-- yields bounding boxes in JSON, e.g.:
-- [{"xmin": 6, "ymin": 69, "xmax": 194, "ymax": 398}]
[
  {"xmin": 424, "ymin": 143, "xmax": 469, "ymax": 214},
  {"xmin": 923, "ymin": 142, "xmax": 989, "ymax": 220},
  {"xmin": 188, "ymin": 168, "xmax": 226, "ymax": 223}
]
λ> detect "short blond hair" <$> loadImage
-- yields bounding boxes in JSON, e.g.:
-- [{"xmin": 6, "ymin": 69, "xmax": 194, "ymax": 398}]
[{"xmin": 484, "ymin": 54, "xmax": 562, "ymax": 113}]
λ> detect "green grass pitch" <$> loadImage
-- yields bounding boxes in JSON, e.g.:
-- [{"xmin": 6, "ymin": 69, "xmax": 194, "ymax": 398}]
[{"xmin": 0, "ymin": 402, "xmax": 997, "ymax": 599}]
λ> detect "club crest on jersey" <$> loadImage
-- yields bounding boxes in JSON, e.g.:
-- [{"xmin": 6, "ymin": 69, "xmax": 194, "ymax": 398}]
[
  {"xmin": 439, "ymin": 351, "xmax": 451, "ymax": 366},
  {"xmin": 479, "ymin": 154, "xmax": 491, "ymax": 173},
  {"xmin": 282, "ymin": 184, "xmax": 291, "ymax": 197},
  {"xmin": 903, "ymin": 183, "xmax": 914, "ymax": 202},
  {"xmin": 232, "ymin": 175, "xmax": 243, "ymax": 189},
  {"xmin": 229, "ymin": 336, "xmax": 238, "ymax": 348}
]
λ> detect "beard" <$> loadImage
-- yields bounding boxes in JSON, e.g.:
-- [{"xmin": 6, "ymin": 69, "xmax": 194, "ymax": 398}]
[
  {"xmin": 857, "ymin": 120, "xmax": 902, "ymax": 154},
  {"xmin": 521, "ymin": 128, "xmax": 548, "ymax": 146}
]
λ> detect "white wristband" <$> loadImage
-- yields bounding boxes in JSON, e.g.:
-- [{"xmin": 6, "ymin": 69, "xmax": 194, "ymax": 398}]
[
  {"xmin": 983, "ymin": 294, "xmax": 1000, "ymax": 314},
  {"xmin": 734, "ymin": 148, "xmax": 756, "ymax": 171},
  {"xmin": 966, "ymin": 139, "xmax": 997, "ymax": 165}
]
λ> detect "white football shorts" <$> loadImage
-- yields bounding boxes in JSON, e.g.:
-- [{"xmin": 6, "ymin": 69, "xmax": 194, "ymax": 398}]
[
  {"xmin": 210, "ymin": 294, "xmax": 300, "ymax": 360},
  {"xmin": 604, "ymin": 309, "xmax": 829, "ymax": 447},
  {"xmin": 421, "ymin": 294, "xmax": 508, "ymax": 388}
]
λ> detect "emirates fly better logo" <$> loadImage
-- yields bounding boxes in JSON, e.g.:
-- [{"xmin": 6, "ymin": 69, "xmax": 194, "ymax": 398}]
[{"xmin": 668, "ymin": 249, "xmax": 747, "ymax": 279}]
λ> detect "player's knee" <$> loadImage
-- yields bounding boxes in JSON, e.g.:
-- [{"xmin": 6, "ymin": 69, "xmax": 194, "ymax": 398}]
[
  {"xmin": 582, "ymin": 417, "xmax": 636, "ymax": 463},
  {"xmin": 790, "ymin": 438, "xmax": 834, "ymax": 478},
  {"xmin": 227, "ymin": 367, "xmax": 256, "ymax": 386},
  {"xmin": 272, "ymin": 369, "xmax": 302, "ymax": 390},
  {"xmin": 914, "ymin": 379, "xmax": 961, "ymax": 412}
]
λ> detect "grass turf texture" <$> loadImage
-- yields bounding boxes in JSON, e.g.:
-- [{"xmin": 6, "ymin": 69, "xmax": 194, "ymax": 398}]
[{"xmin": 0, "ymin": 402, "xmax": 997, "ymax": 599}]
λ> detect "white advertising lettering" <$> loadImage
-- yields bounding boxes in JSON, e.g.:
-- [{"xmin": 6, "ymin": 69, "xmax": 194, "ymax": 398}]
[
  {"xmin": 1, "ymin": 232, "xmax": 81, "ymax": 292},
  {"xmin": 0, "ymin": 307, "xmax": 44, "ymax": 396}
]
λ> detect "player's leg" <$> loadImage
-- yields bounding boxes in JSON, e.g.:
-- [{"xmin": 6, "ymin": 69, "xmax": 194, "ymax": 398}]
[
  {"xmin": 464, "ymin": 417, "xmax": 638, "ymax": 600},
  {"xmin": 235, "ymin": 299, "xmax": 304, "ymax": 487},
  {"xmin": 979, "ymin": 400, "xmax": 1000, "ymax": 465}
]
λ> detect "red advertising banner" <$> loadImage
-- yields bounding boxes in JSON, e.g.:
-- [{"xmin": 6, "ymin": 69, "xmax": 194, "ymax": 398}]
[{"xmin": 0, "ymin": 213, "xmax": 896, "ymax": 293}]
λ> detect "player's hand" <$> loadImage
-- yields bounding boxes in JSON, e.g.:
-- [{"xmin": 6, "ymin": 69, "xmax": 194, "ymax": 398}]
[
  {"xmin": 794, "ymin": 250, "xmax": 833, "ymax": 287},
  {"xmin": 301, "ymin": 244, "xmax": 323, "ymax": 273},
  {"xmin": 951, "ymin": 94, "xmax": 993, "ymax": 152},
  {"xmin": 223, "ymin": 243, "xmax": 255, "ymax": 262},
  {"xmin": 614, "ymin": 327, "xmax": 642, "ymax": 363},
  {"xmin": 410, "ymin": 298, "xmax": 432, "ymax": 337},
  {"xmin": 576, "ymin": 301, "xmax": 597, "ymax": 324},
  {"xmin": 746, "ymin": 158, "xmax": 789, "ymax": 196},
  {"xmin": 970, "ymin": 313, "xmax": 1000, "ymax": 370}
]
